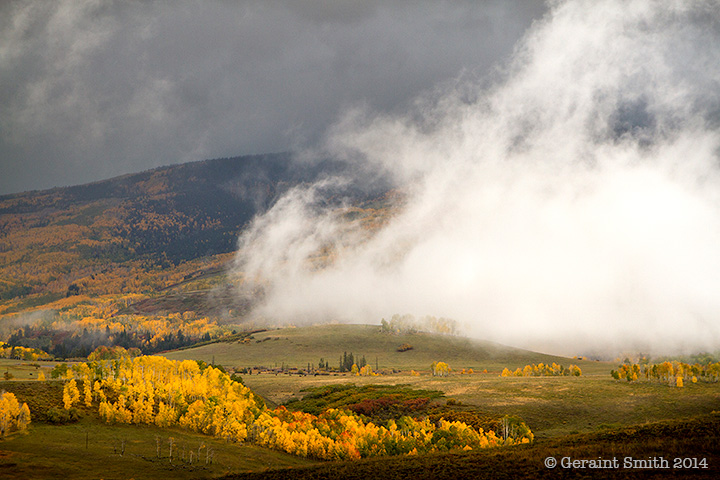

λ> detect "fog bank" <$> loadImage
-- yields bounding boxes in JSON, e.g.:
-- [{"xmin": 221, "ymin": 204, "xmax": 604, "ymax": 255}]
[{"xmin": 234, "ymin": 0, "xmax": 720, "ymax": 356}]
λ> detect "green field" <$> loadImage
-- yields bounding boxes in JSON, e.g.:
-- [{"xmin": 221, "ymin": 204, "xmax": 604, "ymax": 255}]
[
  {"xmin": 0, "ymin": 324, "xmax": 718, "ymax": 479},
  {"xmin": 0, "ymin": 381, "xmax": 318, "ymax": 480},
  {"xmin": 236, "ymin": 370, "xmax": 720, "ymax": 439},
  {"xmin": 0, "ymin": 359, "xmax": 56, "ymax": 381},
  {"xmin": 163, "ymin": 323, "xmax": 591, "ymax": 373},
  {"xmin": 0, "ymin": 419, "xmax": 318, "ymax": 480},
  {"xmin": 164, "ymin": 324, "xmax": 720, "ymax": 437}
]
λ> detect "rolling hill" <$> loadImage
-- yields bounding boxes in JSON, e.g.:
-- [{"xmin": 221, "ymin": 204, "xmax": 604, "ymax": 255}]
[{"xmin": 163, "ymin": 323, "xmax": 579, "ymax": 373}]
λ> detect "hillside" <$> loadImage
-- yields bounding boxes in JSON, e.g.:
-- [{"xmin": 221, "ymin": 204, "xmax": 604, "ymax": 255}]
[
  {"xmin": 163, "ymin": 323, "xmax": 578, "ymax": 373},
  {"xmin": 0, "ymin": 153, "xmax": 398, "ymax": 357},
  {"xmin": 0, "ymin": 153, "xmax": 278, "ymax": 304},
  {"xmin": 0, "ymin": 153, "xmax": 391, "ymax": 312},
  {"xmin": 226, "ymin": 413, "xmax": 720, "ymax": 480}
]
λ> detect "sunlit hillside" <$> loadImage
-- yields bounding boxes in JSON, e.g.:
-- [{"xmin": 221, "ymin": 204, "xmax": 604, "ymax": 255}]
[{"xmin": 163, "ymin": 323, "xmax": 582, "ymax": 373}]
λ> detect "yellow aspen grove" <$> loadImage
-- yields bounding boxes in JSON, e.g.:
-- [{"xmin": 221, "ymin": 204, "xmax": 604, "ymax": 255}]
[
  {"xmin": 432, "ymin": 362, "xmax": 450, "ymax": 377},
  {"xmin": 65, "ymin": 354, "xmax": 533, "ymax": 460},
  {"xmin": 155, "ymin": 401, "xmax": 178, "ymax": 428},
  {"xmin": 113, "ymin": 395, "xmax": 133, "ymax": 423},
  {"xmin": 131, "ymin": 396, "xmax": 154, "ymax": 424},
  {"xmin": 611, "ymin": 361, "xmax": 719, "ymax": 384},
  {"xmin": 500, "ymin": 363, "xmax": 582, "ymax": 377},
  {"xmin": 37, "ymin": 371, "xmax": 45, "ymax": 381},
  {"xmin": 0, "ymin": 392, "xmax": 31, "ymax": 437}
]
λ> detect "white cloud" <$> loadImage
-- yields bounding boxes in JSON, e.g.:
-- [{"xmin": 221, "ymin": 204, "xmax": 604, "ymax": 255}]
[{"xmin": 234, "ymin": 0, "xmax": 720, "ymax": 356}]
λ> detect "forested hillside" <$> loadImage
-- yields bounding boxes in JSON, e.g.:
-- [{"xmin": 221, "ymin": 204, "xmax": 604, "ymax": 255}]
[
  {"xmin": 0, "ymin": 153, "xmax": 397, "ymax": 356},
  {"xmin": 0, "ymin": 153, "xmax": 382, "ymax": 306}
]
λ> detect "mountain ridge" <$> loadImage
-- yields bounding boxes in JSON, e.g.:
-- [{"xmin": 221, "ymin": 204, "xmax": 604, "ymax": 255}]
[{"xmin": 0, "ymin": 152, "xmax": 385, "ymax": 305}]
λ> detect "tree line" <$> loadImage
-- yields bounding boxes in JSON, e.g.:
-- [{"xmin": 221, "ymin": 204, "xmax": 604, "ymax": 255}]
[
  {"xmin": 501, "ymin": 363, "xmax": 582, "ymax": 377},
  {"xmin": 611, "ymin": 360, "xmax": 720, "ymax": 387}
]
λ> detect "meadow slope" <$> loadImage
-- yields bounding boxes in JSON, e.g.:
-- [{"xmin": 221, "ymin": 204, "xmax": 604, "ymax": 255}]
[{"xmin": 163, "ymin": 324, "xmax": 720, "ymax": 439}]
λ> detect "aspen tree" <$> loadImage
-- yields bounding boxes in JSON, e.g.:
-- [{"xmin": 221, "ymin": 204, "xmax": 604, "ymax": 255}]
[
  {"xmin": 0, "ymin": 392, "xmax": 31, "ymax": 437},
  {"xmin": 63, "ymin": 375, "xmax": 80, "ymax": 410}
]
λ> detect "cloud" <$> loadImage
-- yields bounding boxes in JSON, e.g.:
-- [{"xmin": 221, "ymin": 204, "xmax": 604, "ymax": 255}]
[
  {"xmin": 0, "ymin": 1, "xmax": 543, "ymax": 195},
  {"xmin": 233, "ymin": 0, "xmax": 720, "ymax": 356}
]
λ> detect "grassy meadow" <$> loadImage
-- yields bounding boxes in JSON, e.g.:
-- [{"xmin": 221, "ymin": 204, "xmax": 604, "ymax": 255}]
[
  {"xmin": 0, "ymin": 381, "xmax": 318, "ymax": 480},
  {"xmin": 162, "ymin": 323, "xmax": 587, "ymax": 374},
  {"xmin": 164, "ymin": 324, "xmax": 720, "ymax": 438},
  {"xmin": 237, "ymin": 370, "xmax": 720, "ymax": 439},
  {"xmin": 0, "ymin": 419, "xmax": 317, "ymax": 480},
  {"xmin": 0, "ymin": 324, "xmax": 718, "ymax": 479}
]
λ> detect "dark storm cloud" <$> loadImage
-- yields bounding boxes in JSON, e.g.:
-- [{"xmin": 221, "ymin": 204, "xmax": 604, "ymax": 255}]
[{"xmin": 0, "ymin": 1, "xmax": 546, "ymax": 195}]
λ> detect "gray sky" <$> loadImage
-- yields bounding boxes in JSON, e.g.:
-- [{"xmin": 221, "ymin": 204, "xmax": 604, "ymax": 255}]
[{"xmin": 0, "ymin": 1, "xmax": 546, "ymax": 195}]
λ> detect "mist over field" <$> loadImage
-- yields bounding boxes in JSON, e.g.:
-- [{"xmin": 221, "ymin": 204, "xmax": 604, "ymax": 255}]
[{"xmin": 233, "ymin": 0, "xmax": 720, "ymax": 356}]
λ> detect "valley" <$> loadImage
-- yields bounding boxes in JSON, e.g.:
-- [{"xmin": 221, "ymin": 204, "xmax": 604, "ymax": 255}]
[{"xmin": 0, "ymin": 156, "xmax": 718, "ymax": 479}]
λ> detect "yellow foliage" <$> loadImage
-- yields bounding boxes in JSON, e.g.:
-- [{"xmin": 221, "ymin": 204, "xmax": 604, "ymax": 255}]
[
  {"xmin": 499, "ymin": 363, "xmax": 582, "ymax": 377},
  {"xmin": 0, "ymin": 392, "xmax": 31, "ymax": 437},
  {"xmin": 612, "ymin": 361, "xmax": 720, "ymax": 385},
  {"xmin": 62, "ymin": 354, "xmax": 532, "ymax": 461},
  {"xmin": 432, "ymin": 361, "xmax": 450, "ymax": 377},
  {"xmin": 63, "ymin": 378, "xmax": 80, "ymax": 410}
]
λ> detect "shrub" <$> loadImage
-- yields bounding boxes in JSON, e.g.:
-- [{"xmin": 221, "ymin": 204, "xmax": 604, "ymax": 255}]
[{"xmin": 46, "ymin": 406, "xmax": 81, "ymax": 424}]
